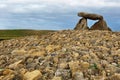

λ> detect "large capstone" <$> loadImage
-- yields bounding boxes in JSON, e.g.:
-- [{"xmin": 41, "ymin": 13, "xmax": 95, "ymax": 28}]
[{"xmin": 78, "ymin": 12, "xmax": 103, "ymax": 20}]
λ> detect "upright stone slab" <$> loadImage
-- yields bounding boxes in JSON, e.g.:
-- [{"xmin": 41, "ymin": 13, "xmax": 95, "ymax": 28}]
[
  {"xmin": 74, "ymin": 18, "xmax": 89, "ymax": 30},
  {"xmin": 90, "ymin": 19, "xmax": 112, "ymax": 31}
]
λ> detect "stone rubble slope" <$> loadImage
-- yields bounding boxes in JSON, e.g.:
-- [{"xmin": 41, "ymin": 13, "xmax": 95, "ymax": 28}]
[{"xmin": 0, "ymin": 30, "xmax": 120, "ymax": 80}]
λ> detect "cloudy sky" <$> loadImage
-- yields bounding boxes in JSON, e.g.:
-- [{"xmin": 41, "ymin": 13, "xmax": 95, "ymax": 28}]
[{"xmin": 0, "ymin": 0, "xmax": 120, "ymax": 31}]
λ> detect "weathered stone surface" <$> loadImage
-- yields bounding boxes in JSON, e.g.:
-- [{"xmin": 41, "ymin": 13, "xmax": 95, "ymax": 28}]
[
  {"xmin": 73, "ymin": 72, "xmax": 85, "ymax": 80},
  {"xmin": 74, "ymin": 18, "xmax": 89, "ymax": 30},
  {"xmin": 11, "ymin": 49, "xmax": 27, "ymax": 55},
  {"xmin": 59, "ymin": 62, "xmax": 68, "ymax": 69},
  {"xmin": 110, "ymin": 73, "xmax": 120, "ymax": 80},
  {"xmin": 69, "ymin": 61, "xmax": 80, "ymax": 76},
  {"xmin": 9, "ymin": 60, "xmax": 23, "ymax": 69},
  {"xmin": 46, "ymin": 45, "xmax": 61, "ymax": 53},
  {"xmin": 90, "ymin": 19, "xmax": 112, "ymax": 31},
  {"xmin": 30, "ymin": 51, "xmax": 46, "ymax": 56},
  {"xmin": 24, "ymin": 70, "xmax": 42, "ymax": 80},
  {"xmin": 2, "ymin": 69, "xmax": 13, "ymax": 75},
  {"xmin": 81, "ymin": 62, "xmax": 90, "ymax": 70},
  {"xmin": 78, "ymin": 12, "xmax": 103, "ymax": 20},
  {"xmin": 55, "ymin": 69, "xmax": 71, "ymax": 79},
  {"xmin": 52, "ymin": 77, "xmax": 62, "ymax": 80}
]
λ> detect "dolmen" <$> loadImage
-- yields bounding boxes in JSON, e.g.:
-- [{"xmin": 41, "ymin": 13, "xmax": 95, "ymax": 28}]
[{"xmin": 74, "ymin": 12, "xmax": 112, "ymax": 31}]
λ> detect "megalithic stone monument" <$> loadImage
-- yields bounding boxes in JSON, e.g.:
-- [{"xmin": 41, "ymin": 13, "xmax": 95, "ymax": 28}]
[{"xmin": 74, "ymin": 12, "xmax": 112, "ymax": 31}]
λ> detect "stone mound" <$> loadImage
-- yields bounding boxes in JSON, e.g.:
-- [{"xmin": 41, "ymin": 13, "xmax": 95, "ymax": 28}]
[
  {"xmin": 0, "ymin": 30, "xmax": 120, "ymax": 80},
  {"xmin": 74, "ymin": 12, "xmax": 112, "ymax": 31}
]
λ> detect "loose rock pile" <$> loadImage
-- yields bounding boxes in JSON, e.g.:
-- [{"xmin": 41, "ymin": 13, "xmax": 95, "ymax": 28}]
[
  {"xmin": 74, "ymin": 12, "xmax": 112, "ymax": 31},
  {"xmin": 0, "ymin": 30, "xmax": 120, "ymax": 80}
]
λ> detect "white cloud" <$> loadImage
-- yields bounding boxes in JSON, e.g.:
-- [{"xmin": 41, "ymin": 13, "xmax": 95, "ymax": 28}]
[
  {"xmin": 0, "ymin": 0, "xmax": 120, "ymax": 9},
  {"xmin": 0, "ymin": 0, "xmax": 120, "ymax": 13},
  {"xmin": 2, "ymin": 0, "xmax": 120, "ymax": 7},
  {"xmin": 0, "ymin": 4, "xmax": 7, "ymax": 9},
  {"xmin": 10, "ymin": 4, "xmax": 46, "ymax": 13}
]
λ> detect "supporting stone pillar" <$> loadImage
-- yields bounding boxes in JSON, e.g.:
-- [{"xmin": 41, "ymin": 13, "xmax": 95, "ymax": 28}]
[
  {"xmin": 90, "ymin": 19, "xmax": 112, "ymax": 31},
  {"xmin": 74, "ymin": 18, "xmax": 89, "ymax": 30}
]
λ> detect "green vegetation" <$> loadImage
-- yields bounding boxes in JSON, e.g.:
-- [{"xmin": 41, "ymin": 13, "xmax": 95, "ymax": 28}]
[
  {"xmin": 0, "ymin": 29, "xmax": 55, "ymax": 40},
  {"xmin": 117, "ymin": 64, "xmax": 120, "ymax": 67},
  {"xmin": 89, "ymin": 63, "xmax": 98, "ymax": 70}
]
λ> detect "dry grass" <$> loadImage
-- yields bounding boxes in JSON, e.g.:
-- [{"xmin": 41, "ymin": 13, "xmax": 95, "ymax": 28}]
[{"xmin": 0, "ymin": 29, "xmax": 55, "ymax": 40}]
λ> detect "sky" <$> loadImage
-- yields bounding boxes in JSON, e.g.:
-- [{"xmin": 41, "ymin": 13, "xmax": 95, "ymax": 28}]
[{"xmin": 0, "ymin": 0, "xmax": 120, "ymax": 31}]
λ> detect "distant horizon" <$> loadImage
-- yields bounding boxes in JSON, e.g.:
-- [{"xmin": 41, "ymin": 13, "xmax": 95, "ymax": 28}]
[
  {"xmin": 0, "ymin": 29, "xmax": 120, "ymax": 32},
  {"xmin": 0, "ymin": 0, "xmax": 120, "ymax": 31}
]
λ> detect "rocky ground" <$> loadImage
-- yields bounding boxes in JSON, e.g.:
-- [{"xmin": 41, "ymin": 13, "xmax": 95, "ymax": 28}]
[{"xmin": 0, "ymin": 30, "xmax": 120, "ymax": 80}]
